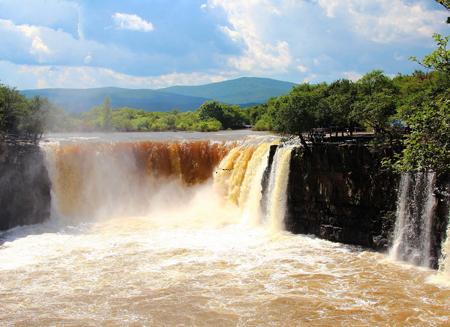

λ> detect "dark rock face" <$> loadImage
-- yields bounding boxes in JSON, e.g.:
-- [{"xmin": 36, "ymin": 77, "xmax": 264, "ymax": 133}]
[
  {"xmin": 0, "ymin": 142, "xmax": 51, "ymax": 231},
  {"xmin": 286, "ymin": 144, "xmax": 400, "ymax": 250},
  {"xmin": 433, "ymin": 173, "xmax": 450, "ymax": 268}
]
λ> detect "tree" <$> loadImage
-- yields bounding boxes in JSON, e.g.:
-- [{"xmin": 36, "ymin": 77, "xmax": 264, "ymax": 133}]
[
  {"xmin": 435, "ymin": 0, "xmax": 450, "ymax": 23},
  {"xmin": 326, "ymin": 79, "xmax": 358, "ymax": 136},
  {"xmin": 351, "ymin": 70, "xmax": 398, "ymax": 133},
  {"xmin": 0, "ymin": 84, "xmax": 46, "ymax": 142},
  {"xmin": 411, "ymin": 34, "xmax": 449, "ymax": 73},
  {"xmin": 197, "ymin": 101, "xmax": 245, "ymax": 129},
  {"xmin": 436, "ymin": 0, "xmax": 449, "ymax": 10},
  {"xmin": 268, "ymin": 84, "xmax": 325, "ymax": 148},
  {"xmin": 390, "ymin": 34, "xmax": 450, "ymax": 173},
  {"xmin": 102, "ymin": 97, "xmax": 113, "ymax": 131}
]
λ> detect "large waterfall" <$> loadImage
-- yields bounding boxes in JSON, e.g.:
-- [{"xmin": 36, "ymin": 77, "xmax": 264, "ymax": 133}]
[
  {"xmin": 42, "ymin": 138, "xmax": 292, "ymax": 231},
  {"xmin": 1, "ymin": 134, "xmax": 449, "ymax": 326}
]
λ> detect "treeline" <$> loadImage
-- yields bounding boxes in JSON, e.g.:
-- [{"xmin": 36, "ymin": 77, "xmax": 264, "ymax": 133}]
[
  {"xmin": 44, "ymin": 68, "xmax": 445, "ymax": 137},
  {"xmin": 0, "ymin": 85, "xmax": 49, "ymax": 142},
  {"xmin": 248, "ymin": 69, "xmax": 448, "ymax": 137},
  {"xmin": 45, "ymin": 98, "xmax": 247, "ymax": 133}
]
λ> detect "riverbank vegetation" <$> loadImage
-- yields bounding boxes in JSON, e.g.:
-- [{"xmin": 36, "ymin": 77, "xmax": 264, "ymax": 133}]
[{"xmin": 0, "ymin": 85, "xmax": 48, "ymax": 142}]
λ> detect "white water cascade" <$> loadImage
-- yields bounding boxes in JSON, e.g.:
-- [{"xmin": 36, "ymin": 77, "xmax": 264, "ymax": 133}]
[
  {"xmin": 438, "ymin": 212, "xmax": 450, "ymax": 276},
  {"xmin": 390, "ymin": 172, "xmax": 437, "ymax": 267},
  {"xmin": 265, "ymin": 146, "xmax": 293, "ymax": 232}
]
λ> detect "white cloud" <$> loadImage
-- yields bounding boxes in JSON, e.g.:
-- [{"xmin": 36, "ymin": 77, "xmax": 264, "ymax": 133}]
[
  {"xmin": 0, "ymin": 18, "xmax": 135, "ymax": 68},
  {"xmin": 84, "ymin": 54, "xmax": 93, "ymax": 64},
  {"xmin": 318, "ymin": 0, "xmax": 341, "ymax": 18},
  {"xmin": 0, "ymin": 19, "xmax": 51, "ymax": 62},
  {"xmin": 112, "ymin": 13, "xmax": 154, "ymax": 32},
  {"xmin": 297, "ymin": 64, "xmax": 308, "ymax": 73},
  {"xmin": 0, "ymin": 60, "xmax": 235, "ymax": 89},
  {"xmin": 303, "ymin": 74, "xmax": 318, "ymax": 83},
  {"xmin": 207, "ymin": 0, "xmax": 292, "ymax": 74},
  {"xmin": 18, "ymin": 24, "xmax": 51, "ymax": 56},
  {"xmin": 343, "ymin": 71, "xmax": 363, "ymax": 81},
  {"xmin": 317, "ymin": 0, "xmax": 448, "ymax": 43},
  {"xmin": 0, "ymin": 0, "xmax": 84, "ymax": 39}
]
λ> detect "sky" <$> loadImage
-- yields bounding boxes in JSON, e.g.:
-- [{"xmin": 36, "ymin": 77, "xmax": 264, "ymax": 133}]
[{"xmin": 0, "ymin": 0, "xmax": 448, "ymax": 89}]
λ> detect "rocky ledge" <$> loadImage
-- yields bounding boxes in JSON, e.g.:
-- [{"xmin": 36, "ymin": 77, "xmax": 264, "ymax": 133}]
[{"xmin": 0, "ymin": 141, "xmax": 51, "ymax": 231}]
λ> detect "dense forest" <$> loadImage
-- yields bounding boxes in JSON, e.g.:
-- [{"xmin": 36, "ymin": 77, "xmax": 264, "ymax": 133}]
[{"xmin": 1, "ymin": 33, "xmax": 448, "ymax": 173}]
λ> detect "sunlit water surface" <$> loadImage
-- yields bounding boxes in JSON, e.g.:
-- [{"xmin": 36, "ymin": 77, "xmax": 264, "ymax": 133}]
[{"xmin": 1, "ymin": 214, "xmax": 449, "ymax": 326}]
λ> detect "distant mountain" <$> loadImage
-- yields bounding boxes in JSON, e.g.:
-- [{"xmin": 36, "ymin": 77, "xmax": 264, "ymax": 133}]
[
  {"xmin": 21, "ymin": 77, "xmax": 297, "ymax": 113},
  {"xmin": 21, "ymin": 88, "xmax": 209, "ymax": 114},
  {"xmin": 160, "ymin": 77, "xmax": 296, "ymax": 105}
]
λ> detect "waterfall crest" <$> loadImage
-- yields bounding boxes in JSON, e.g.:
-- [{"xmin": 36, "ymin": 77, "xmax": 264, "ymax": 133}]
[
  {"xmin": 390, "ymin": 172, "xmax": 436, "ymax": 267},
  {"xmin": 42, "ymin": 138, "xmax": 297, "ymax": 235}
]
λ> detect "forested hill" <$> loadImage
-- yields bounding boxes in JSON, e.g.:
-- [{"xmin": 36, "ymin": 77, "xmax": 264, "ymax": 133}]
[
  {"xmin": 21, "ymin": 77, "xmax": 297, "ymax": 113},
  {"xmin": 20, "ymin": 87, "xmax": 209, "ymax": 114},
  {"xmin": 160, "ymin": 77, "xmax": 296, "ymax": 105}
]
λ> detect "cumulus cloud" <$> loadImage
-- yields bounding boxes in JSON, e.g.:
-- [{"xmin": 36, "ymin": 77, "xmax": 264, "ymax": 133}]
[
  {"xmin": 0, "ymin": 0, "xmax": 446, "ymax": 89},
  {"xmin": 206, "ymin": 0, "xmax": 293, "ymax": 74},
  {"xmin": 112, "ymin": 13, "xmax": 154, "ymax": 32},
  {"xmin": 317, "ymin": 0, "xmax": 448, "ymax": 43},
  {"xmin": 0, "ymin": 0, "xmax": 84, "ymax": 39},
  {"xmin": 0, "ymin": 19, "xmax": 52, "ymax": 62},
  {"xmin": 297, "ymin": 64, "xmax": 309, "ymax": 73},
  {"xmin": 343, "ymin": 71, "xmax": 363, "ymax": 81},
  {"xmin": 0, "ymin": 60, "xmax": 235, "ymax": 89},
  {"xmin": 0, "ymin": 18, "xmax": 138, "ymax": 69}
]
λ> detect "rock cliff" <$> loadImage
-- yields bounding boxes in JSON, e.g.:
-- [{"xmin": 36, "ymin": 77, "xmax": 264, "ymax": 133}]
[{"xmin": 0, "ymin": 142, "xmax": 51, "ymax": 231}]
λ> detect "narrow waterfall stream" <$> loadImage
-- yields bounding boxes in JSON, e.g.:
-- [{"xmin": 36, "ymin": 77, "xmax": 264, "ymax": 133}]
[
  {"xmin": 390, "ymin": 172, "xmax": 437, "ymax": 267},
  {"xmin": 441, "ymin": 218, "xmax": 450, "ymax": 276}
]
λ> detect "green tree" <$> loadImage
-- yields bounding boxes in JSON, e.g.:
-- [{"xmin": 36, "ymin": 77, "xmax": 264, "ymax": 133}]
[
  {"xmin": 197, "ymin": 101, "xmax": 245, "ymax": 129},
  {"xmin": 269, "ymin": 84, "xmax": 325, "ymax": 147},
  {"xmin": 411, "ymin": 34, "xmax": 449, "ymax": 73},
  {"xmin": 326, "ymin": 79, "xmax": 358, "ymax": 136},
  {"xmin": 101, "ymin": 97, "xmax": 113, "ymax": 131},
  {"xmin": 391, "ymin": 34, "xmax": 450, "ymax": 173},
  {"xmin": 351, "ymin": 70, "xmax": 398, "ymax": 133},
  {"xmin": 0, "ymin": 84, "xmax": 46, "ymax": 142}
]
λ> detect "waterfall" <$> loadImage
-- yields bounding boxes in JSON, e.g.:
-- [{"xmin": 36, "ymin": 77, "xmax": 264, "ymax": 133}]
[
  {"xmin": 42, "ymin": 141, "xmax": 231, "ymax": 222},
  {"xmin": 41, "ymin": 137, "xmax": 297, "ymax": 235},
  {"xmin": 265, "ymin": 146, "xmax": 293, "ymax": 233},
  {"xmin": 238, "ymin": 144, "xmax": 271, "ymax": 226},
  {"xmin": 438, "ymin": 211, "xmax": 450, "ymax": 276},
  {"xmin": 390, "ymin": 172, "xmax": 436, "ymax": 267}
]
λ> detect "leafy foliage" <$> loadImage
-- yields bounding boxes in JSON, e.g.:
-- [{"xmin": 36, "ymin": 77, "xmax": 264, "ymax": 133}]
[
  {"xmin": 197, "ymin": 101, "xmax": 245, "ymax": 129},
  {"xmin": 390, "ymin": 33, "xmax": 450, "ymax": 173},
  {"xmin": 411, "ymin": 34, "xmax": 449, "ymax": 73},
  {"xmin": 0, "ymin": 84, "xmax": 48, "ymax": 142}
]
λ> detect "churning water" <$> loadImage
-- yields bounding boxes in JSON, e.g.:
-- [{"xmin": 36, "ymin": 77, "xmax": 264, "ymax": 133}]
[{"xmin": 0, "ymin": 133, "xmax": 449, "ymax": 326}]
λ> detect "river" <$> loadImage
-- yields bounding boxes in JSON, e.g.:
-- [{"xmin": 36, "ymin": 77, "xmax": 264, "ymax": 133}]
[{"xmin": 0, "ymin": 132, "xmax": 448, "ymax": 326}]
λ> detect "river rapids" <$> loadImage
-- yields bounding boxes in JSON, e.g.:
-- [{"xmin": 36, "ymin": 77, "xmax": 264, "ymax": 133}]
[{"xmin": 0, "ymin": 132, "xmax": 448, "ymax": 326}]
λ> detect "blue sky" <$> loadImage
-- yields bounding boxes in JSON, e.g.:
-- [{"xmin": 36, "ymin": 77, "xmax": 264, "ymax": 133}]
[{"xmin": 0, "ymin": 0, "xmax": 448, "ymax": 89}]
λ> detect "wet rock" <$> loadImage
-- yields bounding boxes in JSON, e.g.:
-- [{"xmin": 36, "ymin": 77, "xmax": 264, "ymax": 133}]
[
  {"xmin": 0, "ymin": 142, "xmax": 51, "ymax": 231},
  {"xmin": 286, "ymin": 143, "xmax": 400, "ymax": 250}
]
